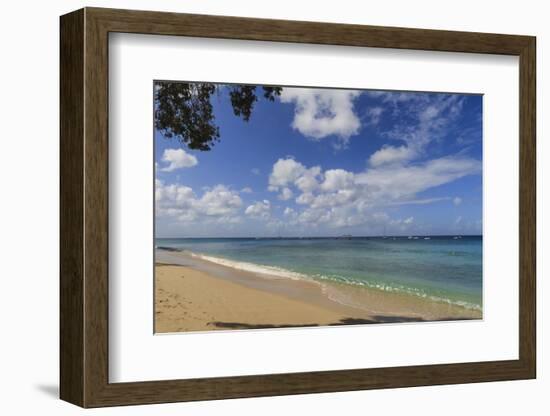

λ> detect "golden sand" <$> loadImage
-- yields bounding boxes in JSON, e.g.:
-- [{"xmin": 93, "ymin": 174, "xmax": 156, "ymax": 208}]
[{"xmin": 154, "ymin": 258, "xmax": 481, "ymax": 333}]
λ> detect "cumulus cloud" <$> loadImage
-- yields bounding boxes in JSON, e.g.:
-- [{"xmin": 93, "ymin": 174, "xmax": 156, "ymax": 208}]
[
  {"xmin": 156, "ymin": 181, "xmax": 242, "ymax": 224},
  {"xmin": 295, "ymin": 166, "xmax": 321, "ymax": 193},
  {"xmin": 283, "ymin": 207, "xmax": 295, "ymax": 216},
  {"xmin": 268, "ymin": 158, "xmax": 321, "ymax": 193},
  {"xmin": 157, "ymin": 91, "xmax": 478, "ymax": 236},
  {"xmin": 280, "ymin": 88, "xmax": 361, "ymax": 143},
  {"xmin": 278, "ymin": 187, "xmax": 294, "ymax": 201},
  {"xmin": 321, "ymin": 169, "xmax": 355, "ymax": 192},
  {"xmin": 245, "ymin": 200, "xmax": 271, "ymax": 219},
  {"xmin": 200, "ymin": 186, "xmax": 243, "ymax": 217},
  {"xmin": 268, "ymin": 158, "xmax": 306, "ymax": 188},
  {"xmin": 270, "ymin": 154, "xmax": 480, "ymax": 231},
  {"xmin": 160, "ymin": 148, "xmax": 198, "ymax": 171},
  {"xmin": 271, "ymin": 92, "xmax": 474, "ymax": 232},
  {"xmin": 296, "ymin": 192, "xmax": 314, "ymax": 205}
]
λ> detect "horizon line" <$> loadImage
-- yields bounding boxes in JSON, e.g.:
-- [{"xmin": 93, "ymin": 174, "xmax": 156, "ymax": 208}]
[{"xmin": 155, "ymin": 234, "xmax": 483, "ymax": 239}]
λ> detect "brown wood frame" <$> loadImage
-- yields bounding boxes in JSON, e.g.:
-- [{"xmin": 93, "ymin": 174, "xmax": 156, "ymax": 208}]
[{"xmin": 60, "ymin": 7, "xmax": 536, "ymax": 408}]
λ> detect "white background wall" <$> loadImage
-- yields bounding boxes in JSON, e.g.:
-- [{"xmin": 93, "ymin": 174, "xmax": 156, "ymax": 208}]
[{"xmin": 0, "ymin": 0, "xmax": 545, "ymax": 414}]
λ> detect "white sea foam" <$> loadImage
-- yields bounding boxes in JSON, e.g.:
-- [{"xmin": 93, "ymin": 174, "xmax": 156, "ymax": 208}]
[
  {"xmin": 187, "ymin": 251, "xmax": 313, "ymax": 282},
  {"xmin": 316, "ymin": 273, "xmax": 482, "ymax": 312},
  {"xmin": 175, "ymin": 249, "xmax": 482, "ymax": 312}
]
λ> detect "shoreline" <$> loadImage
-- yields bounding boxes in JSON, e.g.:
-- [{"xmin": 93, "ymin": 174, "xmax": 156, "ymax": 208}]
[{"xmin": 155, "ymin": 249, "xmax": 481, "ymax": 333}]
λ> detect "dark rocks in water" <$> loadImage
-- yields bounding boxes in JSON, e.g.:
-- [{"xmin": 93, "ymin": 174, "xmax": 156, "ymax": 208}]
[{"xmin": 156, "ymin": 246, "xmax": 179, "ymax": 252}]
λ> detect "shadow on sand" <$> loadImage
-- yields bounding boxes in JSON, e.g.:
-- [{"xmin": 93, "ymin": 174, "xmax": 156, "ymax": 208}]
[
  {"xmin": 208, "ymin": 322, "xmax": 320, "ymax": 329},
  {"xmin": 208, "ymin": 315, "xmax": 473, "ymax": 330}
]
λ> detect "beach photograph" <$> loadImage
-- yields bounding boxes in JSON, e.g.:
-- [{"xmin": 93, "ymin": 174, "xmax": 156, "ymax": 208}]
[{"xmin": 154, "ymin": 81, "xmax": 483, "ymax": 333}]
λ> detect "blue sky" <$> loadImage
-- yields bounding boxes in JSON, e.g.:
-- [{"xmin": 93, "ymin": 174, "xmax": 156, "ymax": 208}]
[{"xmin": 155, "ymin": 84, "xmax": 482, "ymax": 238}]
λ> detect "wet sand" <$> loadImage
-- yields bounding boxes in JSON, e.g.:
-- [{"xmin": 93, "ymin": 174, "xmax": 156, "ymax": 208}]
[{"xmin": 154, "ymin": 250, "xmax": 481, "ymax": 333}]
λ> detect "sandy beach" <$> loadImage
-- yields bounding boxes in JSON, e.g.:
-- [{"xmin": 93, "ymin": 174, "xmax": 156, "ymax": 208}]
[{"xmin": 154, "ymin": 250, "xmax": 481, "ymax": 333}]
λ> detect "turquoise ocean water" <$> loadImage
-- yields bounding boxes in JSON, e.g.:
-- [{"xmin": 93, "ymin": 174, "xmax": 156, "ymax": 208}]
[{"xmin": 156, "ymin": 236, "xmax": 482, "ymax": 311}]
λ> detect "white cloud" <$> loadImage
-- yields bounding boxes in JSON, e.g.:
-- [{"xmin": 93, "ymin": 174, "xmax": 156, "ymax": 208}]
[
  {"xmin": 156, "ymin": 181, "xmax": 242, "ymax": 224},
  {"xmin": 264, "ymin": 93, "xmax": 476, "ymax": 233},
  {"xmin": 307, "ymin": 189, "xmax": 357, "ymax": 209},
  {"xmin": 321, "ymin": 169, "xmax": 355, "ymax": 191},
  {"xmin": 268, "ymin": 158, "xmax": 321, "ymax": 194},
  {"xmin": 388, "ymin": 197, "xmax": 452, "ymax": 206},
  {"xmin": 157, "ymin": 92, "xmax": 478, "ymax": 236},
  {"xmin": 280, "ymin": 88, "xmax": 361, "ymax": 142},
  {"xmin": 268, "ymin": 158, "xmax": 306, "ymax": 189},
  {"xmin": 294, "ymin": 206, "xmax": 389, "ymax": 229},
  {"xmin": 245, "ymin": 200, "xmax": 271, "ymax": 219},
  {"xmin": 365, "ymin": 106, "xmax": 384, "ymax": 126},
  {"xmin": 368, "ymin": 93, "xmax": 465, "ymax": 168},
  {"xmin": 366, "ymin": 91, "xmax": 426, "ymax": 106},
  {"xmin": 296, "ymin": 192, "xmax": 314, "ymax": 205},
  {"xmin": 265, "ymin": 154, "xmax": 480, "ymax": 232},
  {"xmin": 356, "ymin": 156, "xmax": 481, "ymax": 202},
  {"xmin": 200, "ymin": 185, "xmax": 242, "ymax": 217},
  {"xmin": 278, "ymin": 187, "xmax": 294, "ymax": 201},
  {"xmin": 388, "ymin": 216, "xmax": 416, "ymax": 232},
  {"xmin": 283, "ymin": 207, "xmax": 295, "ymax": 216},
  {"xmin": 160, "ymin": 148, "xmax": 198, "ymax": 172},
  {"xmin": 295, "ymin": 166, "xmax": 321, "ymax": 192},
  {"xmin": 369, "ymin": 145, "xmax": 416, "ymax": 167}
]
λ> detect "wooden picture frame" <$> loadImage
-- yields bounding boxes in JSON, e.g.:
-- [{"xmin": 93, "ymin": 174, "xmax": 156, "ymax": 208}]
[{"xmin": 60, "ymin": 7, "xmax": 536, "ymax": 408}]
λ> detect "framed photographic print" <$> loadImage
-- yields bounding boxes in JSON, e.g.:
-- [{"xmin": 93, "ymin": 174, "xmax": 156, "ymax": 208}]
[
  {"xmin": 153, "ymin": 81, "xmax": 484, "ymax": 333},
  {"xmin": 60, "ymin": 7, "xmax": 536, "ymax": 407}
]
